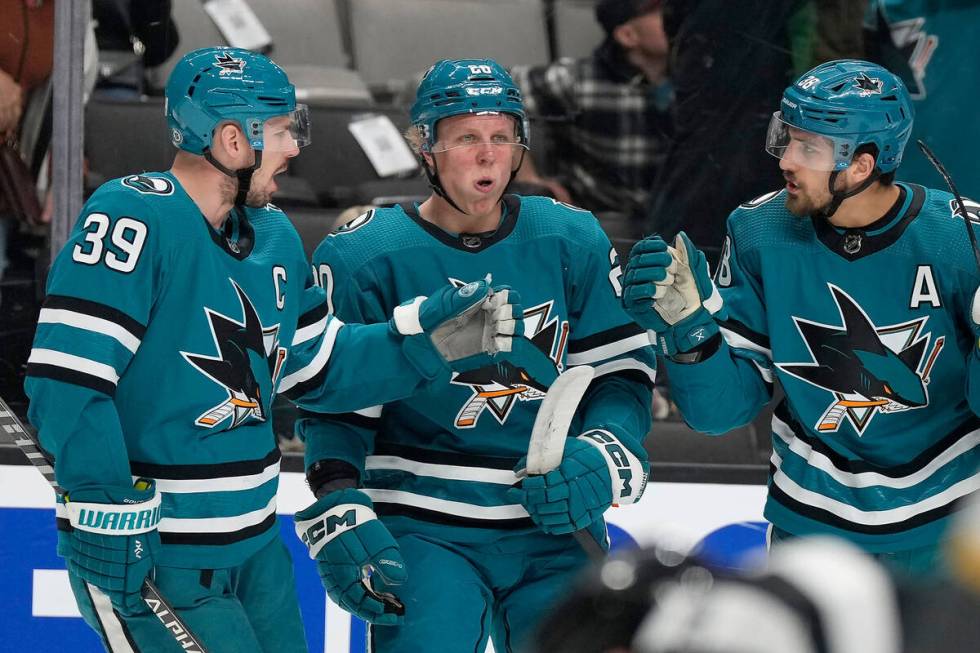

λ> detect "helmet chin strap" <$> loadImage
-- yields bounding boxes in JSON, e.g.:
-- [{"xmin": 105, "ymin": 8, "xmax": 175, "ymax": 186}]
[
  {"xmin": 419, "ymin": 148, "xmax": 527, "ymax": 218},
  {"xmin": 204, "ymin": 149, "xmax": 263, "ymax": 207},
  {"xmin": 819, "ymin": 167, "xmax": 880, "ymax": 218}
]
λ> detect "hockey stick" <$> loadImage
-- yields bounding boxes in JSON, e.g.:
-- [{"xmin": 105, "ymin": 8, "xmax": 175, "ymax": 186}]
[
  {"xmin": 0, "ymin": 397, "xmax": 209, "ymax": 653},
  {"xmin": 519, "ymin": 365, "xmax": 606, "ymax": 561},
  {"xmin": 917, "ymin": 139, "xmax": 980, "ymax": 273}
]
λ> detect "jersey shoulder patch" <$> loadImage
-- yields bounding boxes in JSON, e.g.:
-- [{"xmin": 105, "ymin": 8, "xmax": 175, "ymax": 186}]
[
  {"xmin": 120, "ymin": 173, "xmax": 175, "ymax": 196},
  {"xmin": 739, "ymin": 189, "xmax": 783, "ymax": 210}
]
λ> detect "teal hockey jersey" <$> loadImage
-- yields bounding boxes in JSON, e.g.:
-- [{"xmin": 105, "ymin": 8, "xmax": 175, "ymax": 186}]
[
  {"xmin": 666, "ymin": 183, "xmax": 980, "ymax": 551},
  {"xmin": 25, "ymin": 172, "xmax": 452, "ymax": 568},
  {"xmin": 301, "ymin": 195, "xmax": 656, "ymax": 542},
  {"xmin": 866, "ymin": 0, "xmax": 980, "ymax": 198}
]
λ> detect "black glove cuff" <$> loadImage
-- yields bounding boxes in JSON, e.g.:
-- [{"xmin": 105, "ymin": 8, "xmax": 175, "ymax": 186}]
[
  {"xmin": 306, "ymin": 459, "xmax": 359, "ymax": 498},
  {"xmin": 669, "ymin": 332, "xmax": 722, "ymax": 364}
]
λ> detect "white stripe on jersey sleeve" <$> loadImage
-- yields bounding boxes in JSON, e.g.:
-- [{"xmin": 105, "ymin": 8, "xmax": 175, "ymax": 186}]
[
  {"xmin": 38, "ymin": 308, "xmax": 142, "ymax": 353},
  {"xmin": 278, "ymin": 317, "xmax": 343, "ymax": 393},
  {"xmin": 27, "ymin": 349, "xmax": 120, "ymax": 385},
  {"xmin": 292, "ymin": 312, "xmax": 330, "ymax": 347},
  {"xmin": 565, "ymin": 332, "xmax": 652, "ymax": 366},
  {"xmin": 720, "ymin": 325, "xmax": 772, "ymax": 359},
  {"xmin": 134, "ymin": 459, "xmax": 281, "ymax": 494},
  {"xmin": 158, "ymin": 495, "xmax": 277, "ymax": 534},
  {"xmin": 586, "ymin": 357, "xmax": 657, "ymax": 383}
]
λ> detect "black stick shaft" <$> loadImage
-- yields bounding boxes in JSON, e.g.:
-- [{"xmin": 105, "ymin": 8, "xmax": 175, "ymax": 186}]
[
  {"xmin": 917, "ymin": 139, "xmax": 980, "ymax": 272},
  {"xmin": 0, "ymin": 398, "xmax": 209, "ymax": 653}
]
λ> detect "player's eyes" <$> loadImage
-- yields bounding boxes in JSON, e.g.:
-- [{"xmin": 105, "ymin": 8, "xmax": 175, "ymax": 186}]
[{"xmin": 460, "ymin": 134, "xmax": 478, "ymax": 143}]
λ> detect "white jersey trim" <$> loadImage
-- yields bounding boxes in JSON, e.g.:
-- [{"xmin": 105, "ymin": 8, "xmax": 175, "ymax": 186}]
[
  {"xmin": 279, "ymin": 318, "xmax": 342, "ymax": 393},
  {"xmin": 565, "ymin": 333, "xmax": 651, "ymax": 366},
  {"xmin": 588, "ymin": 357, "xmax": 657, "ymax": 383},
  {"xmin": 136, "ymin": 460, "xmax": 281, "ymax": 494},
  {"xmin": 27, "ymin": 349, "xmax": 120, "ymax": 385},
  {"xmin": 158, "ymin": 495, "xmax": 277, "ymax": 534},
  {"xmin": 39, "ymin": 308, "xmax": 141, "ymax": 353},
  {"xmin": 719, "ymin": 325, "xmax": 772, "ymax": 359},
  {"xmin": 772, "ymin": 415, "xmax": 980, "ymax": 490},
  {"xmin": 292, "ymin": 314, "xmax": 330, "ymax": 347},
  {"xmin": 770, "ymin": 451, "xmax": 980, "ymax": 525},
  {"xmin": 365, "ymin": 455, "xmax": 520, "ymax": 485},
  {"xmin": 355, "ymin": 405, "xmax": 383, "ymax": 418},
  {"xmin": 363, "ymin": 488, "xmax": 530, "ymax": 520}
]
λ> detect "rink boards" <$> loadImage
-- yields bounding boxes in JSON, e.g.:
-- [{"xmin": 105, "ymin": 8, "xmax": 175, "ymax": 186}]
[{"xmin": 0, "ymin": 464, "xmax": 766, "ymax": 652}]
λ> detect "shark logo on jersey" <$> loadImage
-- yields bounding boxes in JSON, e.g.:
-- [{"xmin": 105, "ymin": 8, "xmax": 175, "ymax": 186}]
[
  {"xmin": 182, "ymin": 279, "xmax": 288, "ymax": 429},
  {"xmin": 450, "ymin": 285, "xmax": 567, "ymax": 428},
  {"xmin": 121, "ymin": 175, "xmax": 174, "ymax": 195},
  {"xmin": 777, "ymin": 285, "xmax": 943, "ymax": 434}
]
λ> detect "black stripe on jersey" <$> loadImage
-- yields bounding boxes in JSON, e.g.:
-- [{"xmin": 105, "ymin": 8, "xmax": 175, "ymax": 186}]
[
  {"xmin": 568, "ymin": 323, "xmax": 645, "ymax": 354},
  {"xmin": 160, "ymin": 512, "xmax": 277, "ymax": 545},
  {"xmin": 43, "ymin": 294, "xmax": 147, "ymax": 338},
  {"xmin": 130, "ymin": 448, "xmax": 281, "ymax": 480},
  {"xmin": 774, "ymin": 401, "xmax": 980, "ymax": 478},
  {"xmin": 281, "ymin": 363, "xmax": 329, "ymax": 403},
  {"xmin": 718, "ymin": 317, "xmax": 770, "ymax": 350},
  {"xmin": 297, "ymin": 408, "xmax": 380, "ymax": 431},
  {"xmin": 26, "ymin": 363, "xmax": 116, "ymax": 396},
  {"xmin": 768, "ymin": 478, "xmax": 957, "ymax": 535},
  {"xmin": 593, "ymin": 368, "xmax": 655, "ymax": 390},
  {"xmin": 297, "ymin": 300, "xmax": 330, "ymax": 330},
  {"xmin": 403, "ymin": 195, "xmax": 521, "ymax": 253},
  {"xmin": 375, "ymin": 503, "xmax": 534, "ymax": 530},
  {"xmin": 373, "ymin": 441, "xmax": 520, "ymax": 470}
]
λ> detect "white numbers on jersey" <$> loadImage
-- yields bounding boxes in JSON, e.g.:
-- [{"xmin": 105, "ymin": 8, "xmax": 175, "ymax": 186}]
[
  {"xmin": 71, "ymin": 213, "xmax": 148, "ymax": 273},
  {"xmin": 273, "ymin": 265, "xmax": 287, "ymax": 310},
  {"xmin": 315, "ymin": 263, "xmax": 335, "ymax": 314},
  {"xmin": 608, "ymin": 247, "xmax": 623, "ymax": 297},
  {"xmin": 716, "ymin": 236, "xmax": 733, "ymax": 288},
  {"xmin": 909, "ymin": 265, "xmax": 941, "ymax": 309}
]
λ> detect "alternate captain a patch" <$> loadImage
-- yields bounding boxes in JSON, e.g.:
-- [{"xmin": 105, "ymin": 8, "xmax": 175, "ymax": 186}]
[
  {"xmin": 182, "ymin": 279, "xmax": 288, "ymax": 429},
  {"xmin": 450, "ymin": 293, "xmax": 567, "ymax": 429},
  {"xmin": 777, "ymin": 284, "xmax": 943, "ymax": 434}
]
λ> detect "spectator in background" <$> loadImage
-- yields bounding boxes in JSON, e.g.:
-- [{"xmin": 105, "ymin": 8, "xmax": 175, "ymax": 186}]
[
  {"xmin": 92, "ymin": 0, "xmax": 179, "ymax": 95},
  {"xmin": 865, "ymin": 0, "xmax": 980, "ymax": 199},
  {"xmin": 644, "ymin": 0, "xmax": 803, "ymax": 264},
  {"xmin": 511, "ymin": 0, "xmax": 672, "ymax": 228}
]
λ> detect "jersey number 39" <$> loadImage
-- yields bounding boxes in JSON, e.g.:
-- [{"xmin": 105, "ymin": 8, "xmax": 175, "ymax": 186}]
[{"xmin": 72, "ymin": 213, "xmax": 148, "ymax": 273}]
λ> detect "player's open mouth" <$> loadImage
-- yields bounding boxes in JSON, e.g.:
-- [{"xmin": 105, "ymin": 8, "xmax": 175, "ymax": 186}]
[
  {"xmin": 475, "ymin": 178, "xmax": 495, "ymax": 193},
  {"xmin": 785, "ymin": 178, "xmax": 800, "ymax": 194}
]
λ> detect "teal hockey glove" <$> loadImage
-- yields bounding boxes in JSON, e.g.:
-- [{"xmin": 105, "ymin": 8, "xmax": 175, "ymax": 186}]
[
  {"xmin": 61, "ymin": 479, "xmax": 161, "ymax": 616},
  {"xmin": 294, "ymin": 488, "xmax": 407, "ymax": 625},
  {"xmin": 622, "ymin": 232, "xmax": 722, "ymax": 356},
  {"xmin": 390, "ymin": 278, "xmax": 524, "ymax": 379}
]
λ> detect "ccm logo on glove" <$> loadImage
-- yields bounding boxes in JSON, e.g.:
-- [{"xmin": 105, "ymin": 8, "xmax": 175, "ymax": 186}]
[{"xmin": 579, "ymin": 429, "xmax": 648, "ymax": 504}]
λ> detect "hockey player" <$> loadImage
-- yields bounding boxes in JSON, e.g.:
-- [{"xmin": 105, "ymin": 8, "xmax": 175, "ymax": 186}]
[
  {"xmin": 622, "ymin": 59, "xmax": 980, "ymax": 573},
  {"xmin": 293, "ymin": 59, "xmax": 657, "ymax": 652},
  {"xmin": 24, "ymin": 47, "xmax": 526, "ymax": 653}
]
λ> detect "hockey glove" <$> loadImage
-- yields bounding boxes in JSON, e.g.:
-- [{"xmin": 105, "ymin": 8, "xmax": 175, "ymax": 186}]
[
  {"xmin": 294, "ymin": 488, "xmax": 407, "ymax": 625},
  {"xmin": 622, "ymin": 232, "xmax": 722, "ymax": 356},
  {"xmin": 509, "ymin": 431, "xmax": 649, "ymax": 535},
  {"xmin": 390, "ymin": 278, "xmax": 524, "ymax": 379},
  {"xmin": 60, "ymin": 479, "xmax": 161, "ymax": 616}
]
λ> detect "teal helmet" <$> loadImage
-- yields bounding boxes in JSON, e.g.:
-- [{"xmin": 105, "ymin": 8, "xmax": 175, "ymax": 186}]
[
  {"xmin": 165, "ymin": 47, "xmax": 310, "ymax": 155},
  {"xmin": 767, "ymin": 59, "xmax": 914, "ymax": 174},
  {"xmin": 410, "ymin": 58, "xmax": 529, "ymax": 152}
]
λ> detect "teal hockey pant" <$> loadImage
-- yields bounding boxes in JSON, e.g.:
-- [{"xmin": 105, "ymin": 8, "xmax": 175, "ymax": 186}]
[
  {"xmin": 369, "ymin": 529, "xmax": 589, "ymax": 653},
  {"xmin": 69, "ymin": 535, "xmax": 308, "ymax": 653}
]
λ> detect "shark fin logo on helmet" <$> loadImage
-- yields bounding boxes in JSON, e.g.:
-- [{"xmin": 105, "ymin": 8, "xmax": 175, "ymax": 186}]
[
  {"xmin": 214, "ymin": 52, "xmax": 246, "ymax": 75},
  {"xmin": 777, "ymin": 285, "xmax": 942, "ymax": 434},
  {"xmin": 182, "ymin": 279, "xmax": 288, "ymax": 430}
]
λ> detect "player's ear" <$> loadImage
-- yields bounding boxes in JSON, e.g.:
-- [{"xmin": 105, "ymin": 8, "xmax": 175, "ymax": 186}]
[
  {"xmin": 613, "ymin": 21, "xmax": 639, "ymax": 49},
  {"xmin": 213, "ymin": 122, "xmax": 247, "ymax": 163},
  {"xmin": 849, "ymin": 151, "xmax": 877, "ymax": 184}
]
